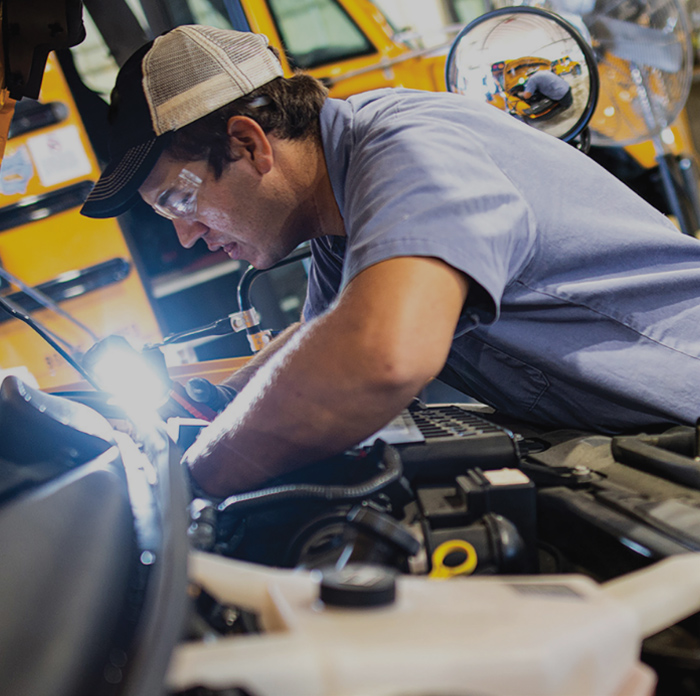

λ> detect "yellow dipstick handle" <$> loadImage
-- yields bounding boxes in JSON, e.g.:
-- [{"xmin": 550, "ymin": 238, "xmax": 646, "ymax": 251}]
[{"xmin": 429, "ymin": 539, "xmax": 478, "ymax": 579}]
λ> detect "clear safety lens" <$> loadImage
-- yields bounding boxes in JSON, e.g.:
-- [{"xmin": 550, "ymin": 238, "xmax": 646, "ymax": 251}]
[{"xmin": 153, "ymin": 169, "xmax": 202, "ymax": 220}]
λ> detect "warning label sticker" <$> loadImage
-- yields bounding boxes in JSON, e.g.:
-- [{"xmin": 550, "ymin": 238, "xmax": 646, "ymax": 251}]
[{"xmin": 26, "ymin": 125, "xmax": 92, "ymax": 187}]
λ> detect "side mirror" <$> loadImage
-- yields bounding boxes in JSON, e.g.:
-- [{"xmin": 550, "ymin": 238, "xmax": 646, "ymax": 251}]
[{"xmin": 445, "ymin": 6, "xmax": 599, "ymax": 147}]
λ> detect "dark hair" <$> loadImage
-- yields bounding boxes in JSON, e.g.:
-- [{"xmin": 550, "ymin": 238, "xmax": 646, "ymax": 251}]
[{"xmin": 167, "ymin": 72, "xmax": 328, "ymax": 178}]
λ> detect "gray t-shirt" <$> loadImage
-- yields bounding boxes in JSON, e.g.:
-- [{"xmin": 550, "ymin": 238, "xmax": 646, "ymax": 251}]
[{"xmin": 304, "ymin": 88, "xmax": 700, "ymax": 432}]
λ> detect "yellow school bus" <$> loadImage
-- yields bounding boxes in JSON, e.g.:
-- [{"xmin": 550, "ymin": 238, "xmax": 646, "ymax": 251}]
[
  {"xmin": 0, "ymin": 53, "xmax": 161, "ymax": 389},
  {"xmin": 237, "ymin": 0, "xmax": 449, "ymax": 98}
]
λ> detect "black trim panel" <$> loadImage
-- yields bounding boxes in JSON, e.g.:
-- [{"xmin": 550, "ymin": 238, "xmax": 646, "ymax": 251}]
[
  {"xmin": 0, "ymin": 258, "xmax": 131, "ymax": 321},
  {"xmin": 0, "ymin": 181, "xmax": 94, "ymax": 233},
  {"xmin": 8, "ymin": 100, "xmax": 69, "ymax": 139}
]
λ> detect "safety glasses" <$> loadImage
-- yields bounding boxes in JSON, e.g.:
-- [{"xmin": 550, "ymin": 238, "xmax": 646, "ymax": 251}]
[{"xmin": 152, "ymin": 168, "xmax": 202, "ymax": 220}]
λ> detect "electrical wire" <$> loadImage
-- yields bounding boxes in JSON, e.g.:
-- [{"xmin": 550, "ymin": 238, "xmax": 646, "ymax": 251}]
[
  {"xmin": 0, "ymin": 265, "xmax": 99, "ymax": 341},
  {"xmin": 216, "ymin": 441, "xmax": 402, "ymax": 515},
  {"xmin": 0, "ymin": 296, "xmax": 99, "ymax": 388}
]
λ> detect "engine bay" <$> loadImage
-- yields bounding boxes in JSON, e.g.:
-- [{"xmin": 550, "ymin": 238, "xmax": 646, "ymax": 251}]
[{"xmin": 3, "ymin": 374, "xmax": 700, "ymax": 696}]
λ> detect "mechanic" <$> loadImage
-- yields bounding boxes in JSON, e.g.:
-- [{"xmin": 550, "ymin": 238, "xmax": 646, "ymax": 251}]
[
  {"xmin": 82, "ymin": 25, "xmax": 700, "ymax": 496},
  {"xmin": 519, "ymin": 69, "xmax": 573, "ymax": 109}
]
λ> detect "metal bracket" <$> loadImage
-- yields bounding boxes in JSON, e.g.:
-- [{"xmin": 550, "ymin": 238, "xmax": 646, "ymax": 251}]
[{"xmin": 228, "ymin": 308, "xmax": 261, "ymax": 332}]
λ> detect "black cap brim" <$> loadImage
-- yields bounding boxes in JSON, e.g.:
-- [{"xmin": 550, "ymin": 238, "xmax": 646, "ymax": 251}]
[{"xmin": 81, "ymin": 133, "xmax": 172, "ymax": 219}]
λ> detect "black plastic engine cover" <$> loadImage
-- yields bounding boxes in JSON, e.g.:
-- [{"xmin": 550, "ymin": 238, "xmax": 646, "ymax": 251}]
[{"xmin": 0, "ymin": 448, "xmax": 134, "ymax": 696}]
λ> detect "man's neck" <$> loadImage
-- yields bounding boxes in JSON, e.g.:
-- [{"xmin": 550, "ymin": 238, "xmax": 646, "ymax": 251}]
[{"xmin": 273, "ymin": 134, "xmax": 345, "ymax": 240}]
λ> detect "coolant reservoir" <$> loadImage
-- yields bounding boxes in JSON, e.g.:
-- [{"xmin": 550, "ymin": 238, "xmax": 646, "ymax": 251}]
[{"xmin": 168, "ymin": 553, "xmax": 664, "ymax": 696}]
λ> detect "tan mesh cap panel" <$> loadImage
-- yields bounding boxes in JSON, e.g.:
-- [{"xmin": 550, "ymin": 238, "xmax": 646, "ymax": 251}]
[{"xmin": 143, "ymin": 26, "xmax": 283, "ymax": 135}]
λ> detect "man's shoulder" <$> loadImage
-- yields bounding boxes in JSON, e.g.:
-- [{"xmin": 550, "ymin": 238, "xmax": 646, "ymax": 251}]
[
  {"xmin": 346, "ymin": 87, "xmax": 470, "ymax": 112},
  {"xmin": 342, "ymin": 89, "xmax": 497, "ymax": 145}
]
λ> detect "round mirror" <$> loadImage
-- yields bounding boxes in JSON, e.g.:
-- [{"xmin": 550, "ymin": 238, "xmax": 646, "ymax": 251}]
[{"xmin": 445, "ymin": 6, "xmax": 599, "ymax": 144}]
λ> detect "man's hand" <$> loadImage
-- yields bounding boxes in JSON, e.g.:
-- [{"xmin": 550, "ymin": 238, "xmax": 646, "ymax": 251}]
[
  {"xmin": 185, "ymin": 378, "xmax": 238, "ymax": 413},
  {"xmin": 184, "ymin": 256, "xmax": 469, "ymax": 497}
]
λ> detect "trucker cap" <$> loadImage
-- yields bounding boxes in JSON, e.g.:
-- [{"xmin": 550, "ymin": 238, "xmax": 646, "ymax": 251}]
[{"xmin": 80, "ymin": 25, "xmax": 284, "ymax": 219}]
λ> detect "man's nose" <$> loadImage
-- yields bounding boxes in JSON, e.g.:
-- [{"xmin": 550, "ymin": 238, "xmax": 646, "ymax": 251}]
[{"xmin": 173, "ymin": 219, "xmax": 207, "ymax": 249}]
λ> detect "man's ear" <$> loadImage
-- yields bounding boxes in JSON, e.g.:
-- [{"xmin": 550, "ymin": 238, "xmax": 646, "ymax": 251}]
[{"xmin": 226, "ymin": 116, "xmax": 273, "ymax": 174}]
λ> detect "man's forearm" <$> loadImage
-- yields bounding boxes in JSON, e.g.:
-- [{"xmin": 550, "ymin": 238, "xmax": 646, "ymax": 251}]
[
  {"xmin": 184, "ymin": 257, "xmax": 468, "ymax": 496},
  {"xmin": 184, "ymin": 312, "xmax": 422, "ymax": 495},
  {"xmin": 220, "ymin": 322, "xmax": 302, "ymax": 393}
]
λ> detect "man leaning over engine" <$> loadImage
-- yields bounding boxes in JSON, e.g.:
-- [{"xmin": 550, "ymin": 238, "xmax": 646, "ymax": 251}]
[{"xmin": 82, "ymin": 26, "xmax": 700, "ymax": 496}]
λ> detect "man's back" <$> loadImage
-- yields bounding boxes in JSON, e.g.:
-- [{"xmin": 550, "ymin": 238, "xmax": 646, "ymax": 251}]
[{"xmin": 306, "ymin": 88, "xmax": 700, "ymax": 432}]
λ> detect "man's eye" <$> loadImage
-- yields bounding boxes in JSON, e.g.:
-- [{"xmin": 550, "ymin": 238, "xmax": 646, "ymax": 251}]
[
  {"xmin": 171, "ymin": 193, "xmax": 194, "ymax": 213},
  {"xmin": 157, "ymin": 190, "xmax": 173, "ymax": 207}
]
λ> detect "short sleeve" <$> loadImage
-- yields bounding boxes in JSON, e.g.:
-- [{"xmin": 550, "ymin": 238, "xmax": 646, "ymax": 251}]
[{"xmin": 340, "ymin": 97, "xmax": 537, "ymax": 326}]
